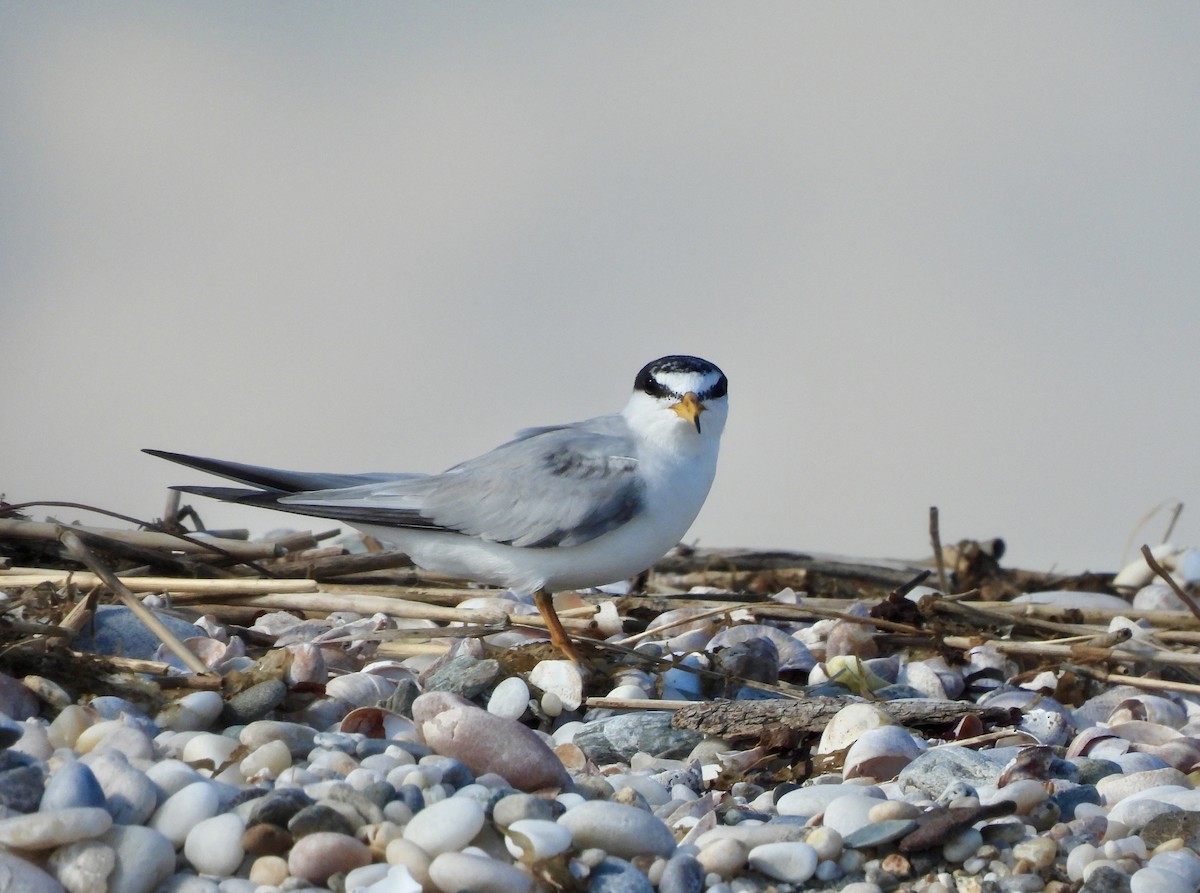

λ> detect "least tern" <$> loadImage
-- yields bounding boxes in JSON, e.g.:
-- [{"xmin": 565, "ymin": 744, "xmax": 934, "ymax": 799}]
[{"xmin": 146, "ymin": 355, "xmax": 728, "ymax": 596}]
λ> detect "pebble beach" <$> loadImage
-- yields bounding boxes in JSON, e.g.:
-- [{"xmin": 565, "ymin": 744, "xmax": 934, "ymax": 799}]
[{"xmin": 3, "ymin": 531, "xmax": 1200, "ymax": 893}]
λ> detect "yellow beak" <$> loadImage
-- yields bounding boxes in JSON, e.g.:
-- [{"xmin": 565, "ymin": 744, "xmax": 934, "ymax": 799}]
[{"xmin": 670, "ymin": 391, "xmax": 705, "ymax": 433}]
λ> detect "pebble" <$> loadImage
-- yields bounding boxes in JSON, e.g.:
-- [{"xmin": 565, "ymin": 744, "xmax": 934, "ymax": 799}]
[
  {"xmin": 412, "ymin": 692, "xmax": 570, "ymax": 790},
  {"xmin": 0, "ymin": 807, "xmax": 112, "ymax": 849},
  {"xmin": 184, "ymin": 813, "xmax": 245, "ymax": 875},
  {"xmin": 747, "ymin": 841, "xmax": 819, "ymax": 883},
  {"xmin": 429, "ymin": 851, "xmax": 533, "ymax": 893},
  {"xmin": 287, "ymin": 831, "xmax": 373, "ymax": 885},
  {"xmin": 402, "ymin": 795, "xmax": 486, "ymax": 855},
  {"xmin": 558, "ymin": 799, "xmax": 677, "ymax": 858}
]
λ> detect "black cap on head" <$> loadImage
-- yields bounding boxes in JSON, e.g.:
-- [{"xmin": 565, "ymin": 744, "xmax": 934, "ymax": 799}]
[{"xmin": 634, "ymin": 355, "xmax": 727, "ymax": 401}]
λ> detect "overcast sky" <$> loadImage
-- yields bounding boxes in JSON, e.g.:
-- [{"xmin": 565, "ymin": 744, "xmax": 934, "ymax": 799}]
[{"xmin": 4, "ymin": 3, "xmax": 1199, "ymax": 576}]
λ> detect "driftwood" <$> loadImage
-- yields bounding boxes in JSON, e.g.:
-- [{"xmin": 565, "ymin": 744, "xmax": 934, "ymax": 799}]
[
  {"xmin": 0, "ymin": 569, "xmax": 319, "ymax": 595},
  {"xmin": 672, "ymin": 696, "xmax": 1013, "ymax": 740},
  {"xmin": 0, "ymin": 518, "xmax": 285, "ymax": 560}
]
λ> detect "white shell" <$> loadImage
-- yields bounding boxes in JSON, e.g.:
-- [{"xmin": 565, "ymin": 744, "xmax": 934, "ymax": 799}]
[
  {"xmin": 528, "ymin": 660, "xmax": 584, "ymax": 710},
  {"xmin": 504, "ymin": 819, "xmax": 574, "ymax": 862},
  {"xmin": 816, "ymin": 702, "xmax": 895, "ymax": 754}
]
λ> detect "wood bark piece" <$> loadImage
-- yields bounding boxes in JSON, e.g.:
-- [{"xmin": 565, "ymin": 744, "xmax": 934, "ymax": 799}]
[
  {"xmin": 0, "ymin": 518, "xmax": 284, "ymax": 559},
  {"xmin": 672, "ymin": 696, "xmax": 1013, "ymax": 740},
  {"xmin": 1, "ymin": 570, "xmax": 319, "ymax": 595}
]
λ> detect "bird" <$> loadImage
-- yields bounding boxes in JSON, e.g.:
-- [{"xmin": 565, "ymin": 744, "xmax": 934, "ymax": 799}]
[{"xmin": 146, "ymin": 354, "xmax": 728, "ymax": 658}]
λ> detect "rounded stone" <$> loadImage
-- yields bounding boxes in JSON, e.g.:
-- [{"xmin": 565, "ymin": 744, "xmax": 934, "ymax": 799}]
[
  {"xmin": 429, "ymin": 851, "xmax": 533, "ymax": 893},
  {"xmin": 412, "ymin": 692, "xmax": 570, "ymax": 791},
  {"xmin": 100, "ymin": 825, "xmax": 177, "ymax": 893},
  {"xmin": 0, "ymin": 807, "xmax": 113, "ymax": 850},
  {"xmin": 697, "ymin": 837, "xmax": 749, "ymax": 878},
  {"xmin": 0, "ymin": 851, "xmax": 63, "ymax": 893},
  {"xmin": 150, "ymin": 781, "xmax": 221, "ymax": 847},
  {"xmin": 747, "ymin": 841, "xmax": 819, "ymax": 883},
  {"xmin": 41, "ymin": 762, "xmax": 106, "ymax": 811},
  {"xmin": 184, "ymin": 813, "xmax": 246, "ymax": 876},
  {"xmin": 659, "ymin": 853, "xmax": 704, "ymax": 893},
  {"xmin": 47, "ymin": 839, "xmax": 116, "ymax": 893},
  {"xmin": 288, "ymin": 831, "xmax": 373, "ymax": 885},
  {"xmin": 222, "ymin": 679, "xmax": 287, "ymax": 724},
  {"xmin": 487, "ymin": 677, "xmax": 531, "ymax": 720},
  {"xmin": 402, "ymin": 796, "xmax": 486, "ymax": 856},
  {"xmin": 588, "ymin": 856, "xmax": 654, "ymax": 893},
  {"xmin": 557, "ymin": 800, "xmax": 676, "ymax": 859}
]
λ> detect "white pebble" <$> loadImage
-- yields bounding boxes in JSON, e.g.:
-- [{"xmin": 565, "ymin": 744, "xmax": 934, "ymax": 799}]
[
  {"xmin": 403, "ymin": 797, "xmax": 485, "ymax": 856},
  {"xmin": 150, "ymin": 781, "xmax": 220, "ymax": 847},
  {"xmin": 747, "ymin": 842, "xmax": 818, "ymax": 884},
  {"xmin": 184, "ymin": 813, "xmax": 245, "ymax": 876},
  {"xmin": 487, "ymin": 677, "xmax": 530, "ymax": 720}
]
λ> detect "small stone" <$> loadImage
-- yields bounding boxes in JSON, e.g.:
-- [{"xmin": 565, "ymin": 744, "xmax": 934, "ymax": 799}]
[
  {"xmin": 47, "ymin": 840, "xmax": 116, "ymax": 893},
  {"xmin": 242, "ymin": 821, "xmax": 293, "ymax": 856},
  {"xmin": 0, "ymin": 807, "xmax": 112, "ymax": 850},
  {"xmin": 0, "ymin": 852, "xmax": 63, "ymax": 893},
  {"xmin": 402, "ymin": 796, "xmax": 485, "ymax": 856},
  {"xmin": 42, "ymin": 762, "xmax": 106, "ymax": 811},
  {"xmin": 488, "ymin": 677, "xmax": 531, "ymax": 720},
  {"xmin": 493, "ymin": 793, "xmax": 558, "ymax": 827},
  {"xmin": 697, "ymin": 837, "xmax": 748, "ymax": 878},
  {"xmin": 558, "ymin": 799, "xmax": 676, "ymax": 859},
  {"xmin": 150, "ymin": 781, "xmax": 221, "ymax": 847},
  {"xmin": 156, "ymin": 691, "xmax": 225, "ymax": 732},
  {"xmin": 942, "ymin": 826, "xmax": 983, "ymax": 863},
  {"xmin": 101, "ymin": 825, "xmax": 177, "ymax": 893},
  {"xmin": 572, "ymin": 711, "xmax": 703, "ymax": 763},
  {"xmin": 239, "ymin": 720, "xmax": 318, "ymax": 757},
  {"xmin": 249, "ymin": 787, "xmax": 315, "ymax": 827},
  {"xmin": 842, "ymin": 819, "xmax": 919, "ymax": 850},
  {"xmin": 897, "ymin": 746, "xmax": 1005, "ymax": 798},
  {"xmin": 428, "ymin": 851, "xmax": 533, "ymax": 893},
  {"xmin": 287, "ymin": 831, "xmax": 372, "ymax": 885},
  {"xmin": 288, "ymin": 803, "xmax": 358, "ymax": 838},
  {"xmin": 222, "ymin": 679, "xmax": 287, "ymax": 724},
  {"xmin": 1141, "ymin": 810, "xmax": 1200, "ymax": 849},
  {"xmin": 422, "ymin": 655, "xmax": 502, "ymax": 699},
  {"xmin": 776, "ymin": 783, "xmax": 884, "ymax": 818},
  {"xmin": 747, "ymin": 841, "xmax": 819, "ymax": 883},
  {"xmin": 412, "ymin": 692, "xmax": 570, "ymax": 791},
  {"xmin": 184, "ymin": 813, "xmax": 245, "ymax": 876},
  {"xmin": 659, "ymin": 852, "xmax": 705, "ymax": 893},
  {"xmin": 588, "ymin": 856, "xmax": 654, "ymax": 893},
  {"xmin": 247, "ymin": 855, "xmax": 289, "ymax": 886},
  {"xmin": 822, "ymin": 793, "xmax": 885, "ymax": 838},
  {"xmin": 1013, "ymin": 835, "xmax": 1059, "ymax": 869},
  {"xmin": 0, "ymin": 763, "xmax": 45, "ymax": 812}
]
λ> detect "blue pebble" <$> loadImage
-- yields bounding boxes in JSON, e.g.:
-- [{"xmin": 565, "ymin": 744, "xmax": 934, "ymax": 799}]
[
  {"xmin": 589, "ymin": 857, "xmax": 653, "ymax": 893},
  {"xmin": 1051, "ymin": 784, "xmax": 1100, "ymax": 819},
  {"xmin": 395, "ymin": 784, "xmax": 425, "ymax": 813},
  {"xmin": 659, "ymin": 853, "xmax": 704, "ymax": 893},
  {"xmin": 42, "ymin": 762, "xmax": 106, "ymax": 810},
  {"xmin": 434, "ymin": 758, "xmax": 474, "ymax": 789}
]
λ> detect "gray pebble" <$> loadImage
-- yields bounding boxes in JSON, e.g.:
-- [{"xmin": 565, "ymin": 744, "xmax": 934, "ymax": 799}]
[{"xmin": 222, "ymin": 680, "xmax": 287, "ymax": 724}]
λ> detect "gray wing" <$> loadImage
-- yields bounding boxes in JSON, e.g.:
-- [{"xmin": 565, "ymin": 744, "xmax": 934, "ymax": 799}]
[{"xmin": 284, "ymin": 416, "xmax": 645, "ymax": 548}]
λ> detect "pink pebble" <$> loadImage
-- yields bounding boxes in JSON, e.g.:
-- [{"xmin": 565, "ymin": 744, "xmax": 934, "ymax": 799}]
[
  {"xmin": 412, "ymin": 692, "xmax": 570, "ymax": 791},
  {"xmin": 287, "ymin": 831, "xmax": 372, "ymax": 884}
]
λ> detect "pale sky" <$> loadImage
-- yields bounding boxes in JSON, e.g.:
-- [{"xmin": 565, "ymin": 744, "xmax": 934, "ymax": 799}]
[{"xmin": 4, "ymin": 3, "xmax": 1199, "ymax": 575}]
